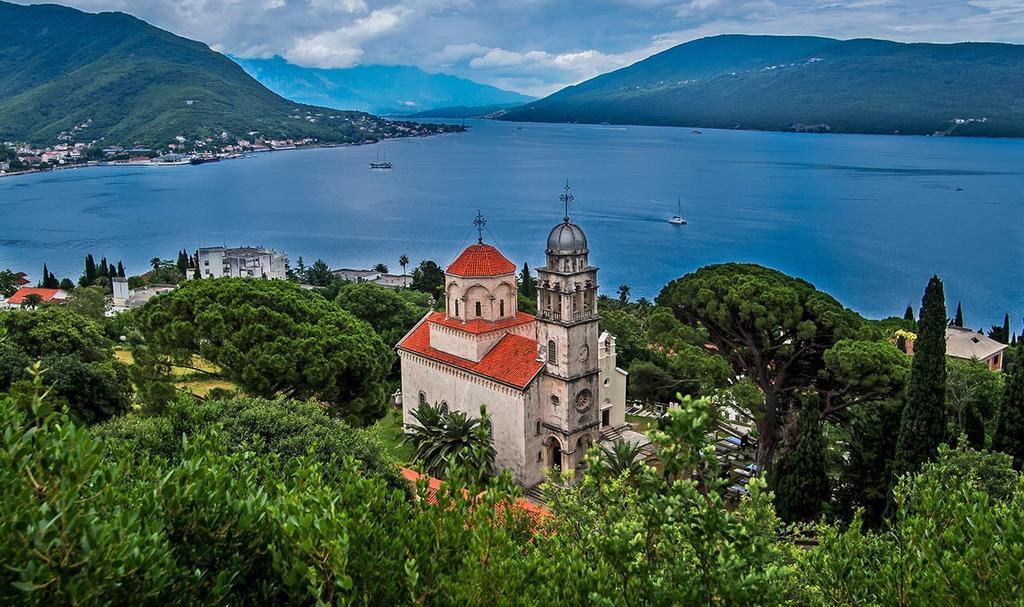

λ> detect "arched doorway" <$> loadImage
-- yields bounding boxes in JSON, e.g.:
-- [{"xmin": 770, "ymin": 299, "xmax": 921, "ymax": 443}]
[{"xmin": 544, "ymin": 436, "xmax": 563, "ymax": 471}]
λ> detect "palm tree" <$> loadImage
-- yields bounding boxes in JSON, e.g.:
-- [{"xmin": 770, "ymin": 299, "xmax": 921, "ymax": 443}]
[
  {"xmin": 617, "ymin": 284, "xmax": 631, "ymax": 305},
  {"xmin": 373, "ymin": 263, "xmax": 389, "ymax": 273},
  {"xmin": 599, "ymin": 440, "xmax": 647, "ymax": 479},
  {"xmin": 404, "ymin": 402, "xmax": 495, "ymax": 483},
  {"xmin": 21, "ymin": 293, "xmax": 43, "ymax": 310},
  {"xmin": 399, "ymin": 254, "xmax": 409, "ymax": 286},
  {"xmin": 150, "ymin": 257, "xmax": 161, "ymax": 271}
]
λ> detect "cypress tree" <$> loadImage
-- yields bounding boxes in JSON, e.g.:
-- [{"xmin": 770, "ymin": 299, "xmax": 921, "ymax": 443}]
[
  {"xmin": 954, "ymin": 301, "xmax": 964, "ymax": 327},
  {"xmin": 85, "ymin": 254, "xmax": 96, "ymax": 283},
  {"xmin": 993, "ymin": 345, "xmax": 1024, "ymax": 469},
  {"xmin": 176, "ymin": 250, "xmax": 189, "ymax": 274},
  {"xmin": 40, "ymin": 263, "xmax": 49, "ymax": 287},
  {"xmin": 892, "ymin": 275, "xmax": 949, "ymax": 481},
  {"xmin": 48, "ymin": 271, "xmax": 58, "ymax": 288},
  {"xmin": 98, "ymin": 257, "xmax": 109, "ymax": 278},
  {"xmin": 903, "ymin": 303, "xmax": 915, "ymax": 322},
  {"xmin": 771, "ymin": 393, "xmax": 830, "ymax": 523},
  {"xmin": 519, "ymin": 263, "xmax": 536, "ymax": 299},
  {"xmin": 1002, "ymin": 313, "xmax": 1011, "ymax": 345}
]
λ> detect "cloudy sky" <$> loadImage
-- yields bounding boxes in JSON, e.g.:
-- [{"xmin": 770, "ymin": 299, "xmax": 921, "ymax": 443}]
[{"xmin": 14, "ymin": 0, "xmax": 1024, "ymax": 96}]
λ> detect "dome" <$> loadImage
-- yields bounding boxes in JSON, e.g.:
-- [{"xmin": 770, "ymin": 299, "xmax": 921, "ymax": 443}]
[
  {"xmin": 546, "ymin": 221, "xmax": 588, "ymax": 255},
  {"xmin": 446, "ymin": 243, "xmax": 517, "ymax": 277}
]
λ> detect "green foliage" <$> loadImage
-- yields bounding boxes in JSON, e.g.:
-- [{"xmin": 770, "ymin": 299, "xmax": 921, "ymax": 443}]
[
  {"xmin": 1, "ymin": 306, "xmax": 112, "ymax": 362},
  {"xmin": 834, "ymin": 397, "xmax": 904, "ymax": 526},
  {"xmin": 305, "ymin": 259, "xmax": 333, "ymax": 286},
  {"xmin": 67, "ymin": 286, "xmax": 108, "ymax": 322},
  {"xmin": 946, "ymin": 358, "xmax": 1002, "ymax": 448},
  {"xmin": 500, "ymin": 35, "xmax": 1024, "ymax": 137},
  {"xmin": 658, "ymin": 263, "xmax": 861, "ymax": 469},
  {"xmin": 800, "ymin": 445, "xmax": 1023, "ymax": 606},
  {"xmin": 597, "ymin": 440, "xmax": 647, "ymax": 479},
  {"xmin": 893, "ymin": 275, "xmax": 949, "ymax": 480},
  {"xmin": 97, "ymin": 395, "xmax": 403, "ymax": 490},
  {"xmin": 770, "ymin": 393, "xmax": 830, "ymax": 523},
  {"xmin": 0, "ymin": 269, "xmax": 20, "ymax": 298},
  {"xmin": 819, "ymin": 339, "xmax": 910, "ymax": 411},
  {"xmin": 993, "ymin": 345, "xmax": 1024, "ymax": 468},
  {"xmin": 543, "ymin": 396, "xmax": 795, "ymax": 606},
  {"xmin": 411, "ymin": 260, "xmax": 444, "ymax": 299},
  {"xmin": 132, "ymin": 278, "xmax": 393, "ymax": 425},
  {"xmin": 334, "ymin": 281, "xmax": 428, "ymax": 347},
  {"xmin": 404, "ymin": 402, "xmax": 496, "ymax": 484}
]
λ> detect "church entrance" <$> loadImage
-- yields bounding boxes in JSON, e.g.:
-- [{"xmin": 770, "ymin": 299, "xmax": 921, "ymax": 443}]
[{"xmin": 545, "ymin": 437, "xmax": 562, "ymax": 471}]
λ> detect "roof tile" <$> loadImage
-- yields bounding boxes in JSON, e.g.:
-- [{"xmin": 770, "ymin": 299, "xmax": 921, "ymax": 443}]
[{"xmin": 447, "ymin": 244, "xmax": 516, "ymax": 277}]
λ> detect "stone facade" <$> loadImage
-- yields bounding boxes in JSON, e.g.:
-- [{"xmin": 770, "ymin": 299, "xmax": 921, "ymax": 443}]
[{"xmin": 397, "ymin": 216, "xmax": 629, "ymax": 489}]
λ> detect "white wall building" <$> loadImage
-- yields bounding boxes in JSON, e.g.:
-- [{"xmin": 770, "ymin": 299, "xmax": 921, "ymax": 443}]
[
  {"xmin": 397, "ymin": 211, "xmax": 631, "ymax": 489},
  {"xmin": 197, "ymin": 246, "xmax": 287, "ymax": 280}
]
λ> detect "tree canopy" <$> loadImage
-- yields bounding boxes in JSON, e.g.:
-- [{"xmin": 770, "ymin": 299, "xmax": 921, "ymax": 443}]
[
  {"xmin": 132, "ymin": 278, "xmax": 393, "ymax": 425},
  {"xmin": 658, "ymin": 263, "xmax": 861, "ymax": 469}
]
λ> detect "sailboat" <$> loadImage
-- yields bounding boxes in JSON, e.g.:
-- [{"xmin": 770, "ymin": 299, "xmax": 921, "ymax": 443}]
[
  {"xmin": 369, "ymin": 145, "xmax": 392, "ymax": 169},
  {"xmin": 668, "ymin": 198, "xmax": 687, "ymax": 225}
]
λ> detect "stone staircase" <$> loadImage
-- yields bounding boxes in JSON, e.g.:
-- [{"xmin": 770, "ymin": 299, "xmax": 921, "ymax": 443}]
[{"xmin": 523, "ymin": 483, "xmax": 547, "ymax": 505}]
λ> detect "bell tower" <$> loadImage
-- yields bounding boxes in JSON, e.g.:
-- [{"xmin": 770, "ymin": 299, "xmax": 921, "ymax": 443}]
[{"xmin": 536, "ymin": 183, "xmax": 601, "ymax": 473}]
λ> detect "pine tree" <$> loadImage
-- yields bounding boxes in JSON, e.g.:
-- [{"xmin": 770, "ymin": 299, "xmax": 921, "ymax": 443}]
[
  {"xmin": 771, "ymin": 393, "xmax": 830, "ymax": 523},
  {"xmin": 892, "ymin": 275, "xmax": 949, "ymax": 481},
  {"xmin": 954, "ymin": 301, "xmax": 964, "ymax": 327},
  {"xmin": 84, "ymin": 254, "xmax": 97, "ymax": 283},
  {"xmin": 993, "ymin": 345, "xmax": 1024, "ymax": 469},
  {"xmin": 903, "ymin": 303, "xmax": 915, "ymax": 322}
]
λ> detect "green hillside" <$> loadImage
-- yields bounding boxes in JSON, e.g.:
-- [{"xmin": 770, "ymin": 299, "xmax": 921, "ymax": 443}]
[
  {"xmin": 0, "ymin": 1, "xmax": 454, "ymax": 147},
  {"xmin": 500, "ymin": 35, "xmax": 1024, "ymax": 137}
]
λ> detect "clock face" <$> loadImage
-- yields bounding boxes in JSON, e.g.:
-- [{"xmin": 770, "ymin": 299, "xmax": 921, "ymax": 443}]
[
  {"xmin": 574, "ymin": 389, "xmax": 593, "ymax": 412},
  {"xmin": 577, "ymin": 345, "xmax": 589, "ymax": 362}
]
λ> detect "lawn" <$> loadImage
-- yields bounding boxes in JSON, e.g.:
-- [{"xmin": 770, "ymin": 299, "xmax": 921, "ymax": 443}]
[
  {"xmin": 627, "ymin": 414, "xmax": 659, "ymax": 434},
  {"xmin": 115, "ymin": 349, "xmax": 237, "ymax": 397},
  {"xmin": 372, "ymin": 409, "xmax": 413, "ymax": 463}
]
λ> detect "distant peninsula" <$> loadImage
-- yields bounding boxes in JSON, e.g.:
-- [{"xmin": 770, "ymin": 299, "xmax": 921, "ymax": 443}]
[{"xmin": 499, "ymin": 35, "xmax": 1024, "ymax": 138}]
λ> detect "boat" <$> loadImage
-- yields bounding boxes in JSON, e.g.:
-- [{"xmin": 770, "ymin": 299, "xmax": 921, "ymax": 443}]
[
  {"xmin": 190, "ymin": 154, "xmax": 220, "ymax": 165},
  {"xmin": 691, "ymin": 129, "xmax": 703, "ymax": 135},
  {"xmin": 668, "ymin": 197, "xmax": 687, "ymax": 225},
  {"xmin": 370, "ymin": 147, "xmax": 392, "ymax": 169}
]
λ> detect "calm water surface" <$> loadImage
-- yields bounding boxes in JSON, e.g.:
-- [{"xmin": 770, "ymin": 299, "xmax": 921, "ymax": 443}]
[{"xmin": 1, "ymin": 120, "xmax": 1022, "ymax": 327}]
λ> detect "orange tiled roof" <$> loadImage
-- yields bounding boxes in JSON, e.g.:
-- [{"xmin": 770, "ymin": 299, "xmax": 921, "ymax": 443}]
[
  {"xmin": 7, "ymin": 287, "xmax": 67, "ymax": 304},
  {"xmin": 430, "ymin": 310, "xmax": 535, "ymax": 335},
  {"xmin": 400, "ymin": 467, "xmax": 551, "ymax": 526},
  {"xmin": 446, "ymin": 243, "xmax": 516, "ymax": 277},
  {"xmin": 398, "ymin": 312, "xmax": 544, "ymax": 389}
]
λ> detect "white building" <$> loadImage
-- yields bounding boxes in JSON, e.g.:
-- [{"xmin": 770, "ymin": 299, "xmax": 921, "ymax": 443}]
[
  {"xmin": 397, "ymin": 211, "xmax": 633, "ymax": 489},
  {"xmin": 197, "ymin": 246, "xmax": 287, "ymax": 280}
]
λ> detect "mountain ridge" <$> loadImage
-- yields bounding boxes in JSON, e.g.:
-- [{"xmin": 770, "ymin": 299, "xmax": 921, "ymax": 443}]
[
  {"xmin": 231, "ymin": 56, "xmax": 533, "ymax": 115},
  {"xmin": 499, "ymin": 35, "xmax": 1024, "ymax": 137},
  {"xmin": 0, "ymin": 1, "xmax": 454, "ymax": 147}
]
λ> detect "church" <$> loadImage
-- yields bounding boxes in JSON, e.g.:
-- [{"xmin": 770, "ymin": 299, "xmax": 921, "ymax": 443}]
[{"xmin": 397, "ymin": 192, "xmax": 632, "ymax": 489}]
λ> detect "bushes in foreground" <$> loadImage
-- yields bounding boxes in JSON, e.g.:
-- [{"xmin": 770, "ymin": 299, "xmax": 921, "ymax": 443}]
[{"xmin": 3, "ymin": 386, "xmax": 1023, "ymax": 606}]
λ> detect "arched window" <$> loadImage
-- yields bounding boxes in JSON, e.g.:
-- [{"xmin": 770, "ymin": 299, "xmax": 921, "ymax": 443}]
[
  {"xmin": 547, "ymin": 340, "xmax": 557, "ymax": 364},
  {"xmin": 418, "ymin": 391, "xmax": 426, "ymax": 406},
  {"xmin": 499, "ymin": 299, "xmax": 505, "ymax": 317},
  {"xmin": 455, "ymin": 299, "xmax": 459, "ymax": 316},
  {"xmin": 535, "ymin": 419, "xmax": 542, "ymax": 435},
  {"xmin": 475, "ymin": 301, "xmax": 482, "ymax": 317}
]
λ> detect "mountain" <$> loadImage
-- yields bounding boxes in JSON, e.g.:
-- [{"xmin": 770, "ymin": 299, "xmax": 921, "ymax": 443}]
[
  {"xmin": 500, "ymin": 35, "xmax": 1024, "ymax": 137},
  {"xmin": 0, "ymin": 1, "xmax": 454, "ymax": 147},
  {"xmin": 231, "ymin": 56, "xmax": 534, "ymax": 115}
]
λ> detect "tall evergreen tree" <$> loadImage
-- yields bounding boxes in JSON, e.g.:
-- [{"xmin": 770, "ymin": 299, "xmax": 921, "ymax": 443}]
[
  {"xmin": 954, "ymin": 301, "xmax": 964, "ymax": 327},
  {"xmin": 892, "ymin": 275, "xmax": 949, "ymax": 482},
  {"xmin": 116, "ymin": 261, "xmax": 125, "ymax": 278},
  {"xmin": 770, "ymin": 393, "xmax": 830, "ymax": 523},
  {"xmin": 903, "ymin": 303, "xmax": 915, "ymax": 322},
  {"xmin": 176, "ymin": 250, "xmax": 189, "ymax": 274},
  {"xmin": 519, "ymin": 263, "xmax": 536, "ymax": 299},
  {"xmin": 993, "ymin": 345, "xmax": 1024, "ymax": 469},
  {"xmin": 98, "ymin": 257, "xmax": 109, "ymax": 279},
  {"xmin": 84, "ymin": 254, "xmax": 96, "ymax": 284}
]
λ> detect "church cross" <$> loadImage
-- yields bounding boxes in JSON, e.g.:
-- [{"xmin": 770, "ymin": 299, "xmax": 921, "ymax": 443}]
[
  {"xmin": 559, "ymin": 180, "xmax": 574, "ymax": 222},
  {"xmin": 474, "ymin": 209, "xmax": 487, "ymax": 244}
]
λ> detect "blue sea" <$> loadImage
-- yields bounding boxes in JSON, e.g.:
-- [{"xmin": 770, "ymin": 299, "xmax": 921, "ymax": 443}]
[{"xmin": 1, "ymin": 119, "xmax": 1022, "ymax": 328}]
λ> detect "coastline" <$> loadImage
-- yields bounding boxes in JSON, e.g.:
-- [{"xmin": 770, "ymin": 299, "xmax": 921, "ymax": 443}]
[{"xmin": 0, "ymin": 128, "xmax": 465, "ymax": 181}]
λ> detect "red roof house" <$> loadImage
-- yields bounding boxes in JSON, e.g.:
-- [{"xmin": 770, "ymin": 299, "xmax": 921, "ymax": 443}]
[{"xmin": 5, "ymin": 287, "xmax": 70, "ymax": 306}]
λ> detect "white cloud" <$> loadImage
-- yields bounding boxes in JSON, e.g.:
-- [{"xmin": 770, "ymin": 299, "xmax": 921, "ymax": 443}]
[{"xmin": 11, "ymin": 0, "xmax": 1024, "ymax": 96}]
